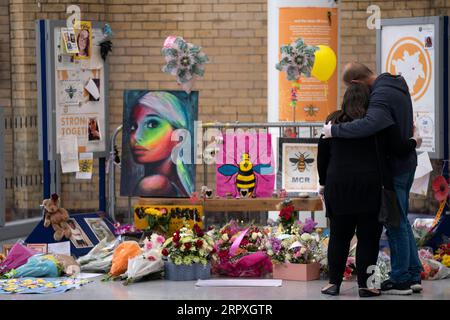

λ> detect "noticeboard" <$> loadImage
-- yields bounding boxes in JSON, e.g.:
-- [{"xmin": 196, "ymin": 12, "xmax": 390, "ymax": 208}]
[
  {"xmin": 377, "ymin": 16, "xmax": 446, "ymax": 159},
  {"xmin": 37, "ymin": 20, "xmax": 109, "ymax": 161}
]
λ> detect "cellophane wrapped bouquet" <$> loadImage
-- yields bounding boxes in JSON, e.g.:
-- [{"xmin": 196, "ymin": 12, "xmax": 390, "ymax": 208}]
[
  {"xmin": 122, "ymin": 234, "xmax": 166, "ymax": 284},
  {"xmin": 212, "ymin": 221, "xmax": 272, "ymax": 277},
  {"xmin": 161, "ymin": 223, "xmax": 215, "ymax": 266},
  {"xmin": 77, "ymin": 238, "xmax": 120, "ymax": 273},
  {"xmin": 420, "ymin": 244, "xmax": 450, "ymax": 280}
]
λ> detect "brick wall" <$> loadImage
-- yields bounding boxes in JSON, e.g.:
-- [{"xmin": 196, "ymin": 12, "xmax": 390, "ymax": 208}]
[
  {"xmin": 2, "ymin": 0, "xmax": 448, "ymax": 218},
  {"xmin": 0, "ymin": 0, "xmax": 13, "ymax": 218}
]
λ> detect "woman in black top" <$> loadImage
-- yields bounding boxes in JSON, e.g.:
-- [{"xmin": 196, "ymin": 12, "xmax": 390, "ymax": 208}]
[{"xmin": 318, "ymin": 83, "xmax": 418, "ymax": 297}]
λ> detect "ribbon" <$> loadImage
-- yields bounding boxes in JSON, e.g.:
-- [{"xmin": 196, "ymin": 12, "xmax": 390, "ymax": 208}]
[{"xmin": 229, "ymin": 228, "xmax": 249, "ymax": 256}]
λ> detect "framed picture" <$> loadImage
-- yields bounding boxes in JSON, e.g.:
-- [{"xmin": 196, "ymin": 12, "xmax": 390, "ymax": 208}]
[
  {"xmin": 278, "ymin": 138, "xmax": 319, "ymax": 194},
  {"xmin": 84, "ymin": 218, "xmax": 116, "ymax": 242},
  {"xmin": 67, "ymin": 218, "xmax": 94, "ymax": 249},
  {"xmin": 26, "ymin": 243, "xmax": 48, "ymax": 254},
  {"xmin": 2, "ymin": 244, "xmax": 13, "ymax": 256},
  {"xmin": 120, "ymin": 90, "xmax": 198, "ymax": 198}
]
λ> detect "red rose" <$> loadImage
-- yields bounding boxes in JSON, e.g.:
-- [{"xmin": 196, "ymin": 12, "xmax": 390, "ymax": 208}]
[
  {"xmin": 184, "ymin": 242, "xmax": 192, "ymax": 250},
  {"xmin": 173, "ymin": 231, "xmax": 181, "ymax": 243},
  {"xmin": 175, "ymin": 242, "xmax": 181, "ymax": 249},
  {"xmin": 162, "ymin": 248, "xmax": 169, "ymax": 256},
  {"xmin": 218, "ymin": 249, "xmax": 229, "ymax": 259},
  {"xmin": 240, "ymin": 238, "xmax": 249, "ymax": 247},
  {"xmin": 196, "ymin": 239, "xmax": 204, "ymax": 248},
  {"xmin": 193, "ymin": 224, "xmax": 204, "ymax": 237},
  {"xmin": 211, "ymin": 248, "xmax": 217, "ymax": 254}
]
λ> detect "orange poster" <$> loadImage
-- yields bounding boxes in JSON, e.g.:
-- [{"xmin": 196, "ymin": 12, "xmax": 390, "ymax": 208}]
[{"xmin": 279, "ymin": 7, "xmax": 338, "ymax": 122}]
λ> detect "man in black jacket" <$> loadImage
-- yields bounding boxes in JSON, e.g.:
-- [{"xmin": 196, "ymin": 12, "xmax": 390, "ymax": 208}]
[{"xmin": 322, "ymin": 62, "xmax": 423, "ymax": 295}]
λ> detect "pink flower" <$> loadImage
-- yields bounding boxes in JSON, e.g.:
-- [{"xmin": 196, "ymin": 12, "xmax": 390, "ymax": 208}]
[
  {"xmin": 147, "ymin": 256, "xmax": 156, "ymax": 261},
  {"xmin": 432, "ymin": 176, "xmax": 449, "ymax": 201},
  {"xmin": 145, "ymin": 242, "xmax": 153, "ymax": 250},
  {"xmin": 156, "ymin": 236, "xmax": 165, "ymax": 244}
]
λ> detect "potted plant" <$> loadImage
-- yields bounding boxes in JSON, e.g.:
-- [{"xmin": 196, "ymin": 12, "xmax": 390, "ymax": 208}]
[{"xmin": 161, "ymin": 223, "xmax": 215, "ymax": 281}]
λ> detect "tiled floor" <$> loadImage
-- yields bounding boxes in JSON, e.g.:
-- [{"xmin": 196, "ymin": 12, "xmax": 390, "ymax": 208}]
[{"xmin": 1, "ymin": 277, "xmax": 449, "ymax": 300}]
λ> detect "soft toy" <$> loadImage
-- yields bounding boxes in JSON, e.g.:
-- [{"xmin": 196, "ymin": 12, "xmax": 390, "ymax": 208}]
[{"xmin": 42, "ymin": 194, "xmax": 72, "ymax": 241}]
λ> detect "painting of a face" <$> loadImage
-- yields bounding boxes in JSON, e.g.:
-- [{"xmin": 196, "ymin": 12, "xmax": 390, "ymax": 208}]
[
  {"xmin": 129, "ymin": 103, "xmax": 177, "ymax": 164},
  {"xmin": 120, "ymin": 90, "xmax": 198, "ymax": 198}
]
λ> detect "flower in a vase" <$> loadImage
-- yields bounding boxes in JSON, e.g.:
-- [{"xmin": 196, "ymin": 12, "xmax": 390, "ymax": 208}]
[{"xmin": 162, "ymin": 248, "xmax": 169, "ymax": 257}]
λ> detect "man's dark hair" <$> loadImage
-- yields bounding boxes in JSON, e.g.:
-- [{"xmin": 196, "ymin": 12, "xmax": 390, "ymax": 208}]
[{"xmin": 342, "ymin": 62, "xmax": 374, "ymax": 86}]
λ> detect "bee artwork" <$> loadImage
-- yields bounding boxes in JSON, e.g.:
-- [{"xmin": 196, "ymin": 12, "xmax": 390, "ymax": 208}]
[
  {"xmin": 278, "ymin": 138, "xmax": 319, "ymax": 194},
  {"xmin": 216, "ymin": 133, "xmax": 275, "ymax": 198},
  {"xmin": 290, "ymin": 152, "xmax": 315, "ymax": 173}
]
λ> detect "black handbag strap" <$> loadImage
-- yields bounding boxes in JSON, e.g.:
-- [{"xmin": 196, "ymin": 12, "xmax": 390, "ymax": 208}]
[{"xmin": 374, "ymin": 135, "xmax": 385, "ymax": 188}]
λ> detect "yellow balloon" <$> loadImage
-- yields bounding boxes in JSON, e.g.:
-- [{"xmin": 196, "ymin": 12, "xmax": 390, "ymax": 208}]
[{"xmin": 311, "ymin": 45, "xmax": 337, "ymax": 82}]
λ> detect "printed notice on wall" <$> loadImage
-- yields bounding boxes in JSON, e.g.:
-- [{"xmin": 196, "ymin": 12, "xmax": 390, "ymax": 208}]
[
  {"xmin": 76, "ymin": 153, "xmax": 94, "ymax": 180},
  {"xmin": 381, "ymin": 24, "xmax": 436, "ymax": 154},
  {"xmin": 278, "ymin": 7, "xmax": 338, "ymax": 122},
  {"xmin": 60, "ymin": 135, "xmax": 79, "ymax": 173}
]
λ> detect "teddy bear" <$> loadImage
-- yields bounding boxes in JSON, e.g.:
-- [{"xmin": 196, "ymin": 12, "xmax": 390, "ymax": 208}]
[{"xmin": 42, "ymin": 193, "xmax": 72, "ymax": 241}]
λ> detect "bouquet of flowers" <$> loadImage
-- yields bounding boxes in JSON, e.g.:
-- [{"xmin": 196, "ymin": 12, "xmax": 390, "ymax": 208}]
[
  {"xmin": 123, "ymin": 234, "xmax": 166, "ymax": 285},
  {"xmin": 3, "ymin": 255, "xmax": 63, "ymax": 278},
  {"xmin": 276, "ymin": 199, "xmax": 296, "ymax": 234},
  {"xmin": 434, "ymin": 243, "xmax": 450, "ymax": 268},
  {"xmin": 77, "ymin": 238, "xmax": 120, "ymax": 273},
  {"xmin": 161, "ymin": 223, "xmax": 215, "ymax": 266},
  {"xmin": 135, "ymin": 207, "xmax": 171, "ymax": 236},
  {"xmin": 212, "ymin": 221, "xmax": 272, "ymax": 277},
  {"xmin": 265, "ymin": 219, "xmax": 324, "ymax": 266}
]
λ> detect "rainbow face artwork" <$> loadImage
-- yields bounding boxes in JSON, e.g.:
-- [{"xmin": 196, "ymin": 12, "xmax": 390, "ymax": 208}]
[
  {"xmin": 130, "ymin": 103, "xmax": 176, "ymax": 164},
  {"xmin": 120, "ymin": 90, "xmax": 198, "ymax": 198}
]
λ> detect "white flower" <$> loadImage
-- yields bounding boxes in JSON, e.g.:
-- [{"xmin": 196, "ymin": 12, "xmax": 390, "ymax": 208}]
[
  {"xmin": 268, "ymin": 250, "xmax": 274, "ymax": 256},
  {"xmin": 251, "ymin": 233, "xmax": 258, "ymax": 240},
  {"xmin": 257, "ymin": 232, "xmax": 263, "ymax": 238},
  {"xmin": 286, "ymin": 253, "xmax": 292, "ymax": 260},
  {"xmin": 222, "ymin": 234, "xmax": 229, "ymax": 241},
  {"xmin": 300, "ymin": 247, "xmax": 307, "ymax": 255},
  {"xmin": 301, "ymin": 233, "xmax": 312, "ymax": 241}
]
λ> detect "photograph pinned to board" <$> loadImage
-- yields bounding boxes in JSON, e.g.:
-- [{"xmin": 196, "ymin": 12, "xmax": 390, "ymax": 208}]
[
  {"xmin": 278, "ymin": 138, "xmax": 319, "ymax": 194},
  {"xmin": 76, "ymin": 153, "xmax": 94, "ymax": 180},
  {"xmin": 120, "ymin": 90, "xmax": 198, "ymax": 198},
  {"xmin": 84, "ymin": 218, "xmax": 116, "ymax": 242},
  {"xmin": 59, "ymin": 135, "xmax": 79, "ymax": 173},
  {"xmin": 61, "ymin": 27, "xmax": 79, "ymax": 55},
  {"xmin": 87, "ymin": 117, "xmax": 101, "ymax": 141},
  {"xmin": 75, "ymin": 21, "xmax": 92, "ymax": 60},
  {"xmin": 85, "ymin": 78, "xmax": 100, "ymax": 101},
  {"xmin": 67, "ymin": 218, "xmax": 93, "ymax": 249}
]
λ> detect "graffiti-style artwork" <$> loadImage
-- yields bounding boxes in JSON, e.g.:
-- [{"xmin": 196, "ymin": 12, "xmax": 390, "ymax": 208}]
[{"xmin": 120, "ymin": 90, "xmax": 198, "ymax": 197}]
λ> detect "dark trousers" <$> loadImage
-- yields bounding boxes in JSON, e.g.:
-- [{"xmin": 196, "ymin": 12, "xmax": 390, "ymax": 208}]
[{"xmin": 328, "ymin": 213, "xmax": 383, "ymax": 288}]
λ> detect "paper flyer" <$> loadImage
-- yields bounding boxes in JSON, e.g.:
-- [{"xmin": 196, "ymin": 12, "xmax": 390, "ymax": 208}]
[
  {"xmin": 411, "ymin": 152, "xmax": 433, "ymax": 195},
  {"xmin": 60, "ymin": 135, "xmax": 79, "ymax": 173},
  {"xmin": 76, "ymin": 153, "xmax": 94, "ymax": 180},
  {"xmin": 61, "ymin": 27, "xmax": 79, "ymax": 54}
]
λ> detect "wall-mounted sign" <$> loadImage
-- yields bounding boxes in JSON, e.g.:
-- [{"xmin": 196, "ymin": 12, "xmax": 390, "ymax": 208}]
[{"xmin": 378, "ymin": 16, "xmax": 446, "ymax": 159}]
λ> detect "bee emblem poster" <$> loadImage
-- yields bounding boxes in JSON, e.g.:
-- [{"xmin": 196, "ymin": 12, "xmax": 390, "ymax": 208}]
[
  {"xmin": 216, "ymin": 132, "xmax": 275, "ymax": 198},
  {"xmin": 278, "ymin": 138, "xmax": 319, "ymax": 193}
]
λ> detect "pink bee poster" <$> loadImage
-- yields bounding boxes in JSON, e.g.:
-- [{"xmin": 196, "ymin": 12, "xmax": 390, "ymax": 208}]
[{"xmin": 216, "ymin": 132, "xmax": 275, "ymax": 198}]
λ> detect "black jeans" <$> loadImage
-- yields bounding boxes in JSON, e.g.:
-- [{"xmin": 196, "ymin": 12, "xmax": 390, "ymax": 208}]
[{"xmin": 328, "ymin": 213, "xmax": 383, "ymax": 288}]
